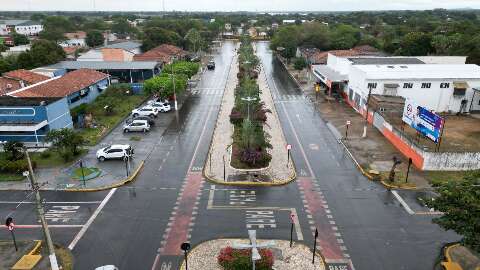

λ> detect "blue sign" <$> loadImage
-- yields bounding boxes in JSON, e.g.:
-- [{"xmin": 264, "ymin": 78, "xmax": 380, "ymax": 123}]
[{"xmin": 402, "ymin": 99, "xmax": 444, "ymax": 143}]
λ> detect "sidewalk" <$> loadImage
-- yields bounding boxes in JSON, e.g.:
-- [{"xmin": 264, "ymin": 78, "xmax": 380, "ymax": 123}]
[
  {"xmin": 204, "ymin": 47, "xmax": 295, "ymax": 185},
  {"xmin": 278, "ymin": 55, "xmax": 430, "ymax": 189}
]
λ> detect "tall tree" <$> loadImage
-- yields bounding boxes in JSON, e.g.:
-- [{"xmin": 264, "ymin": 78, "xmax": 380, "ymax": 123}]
[
  {"xmin": 86, "ymin": 30, "xmax": 105, "ymax": 48},
  {"xmin": 141, "ymin": 27, "xmax": 182, "ymax": 51},
  {"xmin": 185, "ymin": 28, "xmax": 203, "ymax": 53},
  {"xmin": 10, "ymin": 32, "xmax": 29, "ymax": 45},
  {"xmin": 397, "ymin": 32, "xmax": 434, "ymax": 56},
  {"xmin": 426, "ymin": 172, "xmax": 480, "ymax": 253}
]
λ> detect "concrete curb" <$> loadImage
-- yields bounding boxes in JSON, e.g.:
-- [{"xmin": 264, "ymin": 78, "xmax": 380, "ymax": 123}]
[
  {"xmin": 179, "ymin": 238, "xmax": 325, "ymax": 270},
  {"xmin": 11, "ymin": 240, "xmax": 43, "ymax": 270},
  {"xmin": 59, "ymin": 160, "xmax": 145, "ymax": 192},
  {"xmin": 441, "ymin": 243, "xmax": 464, "ymax": 270},
  {"xmin": 338, "ymin": 138, "xmax": 418, "ymax": 190}
]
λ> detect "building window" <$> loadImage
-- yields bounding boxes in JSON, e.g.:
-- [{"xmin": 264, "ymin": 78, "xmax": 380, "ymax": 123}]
[
  {"xmin": 440, "ymin": 83, "xmax": 450, "ymax": 89},
  {"xmin": 403, "ymin": 83, "xmax": 413, "ymax": 89},
  {"xmin": 421, "ymin": 83, "xmax": 431, "ymax": 89},
  {"xmin": 367, "ymin": 82, "xmax": 377, "ymax": 89}
]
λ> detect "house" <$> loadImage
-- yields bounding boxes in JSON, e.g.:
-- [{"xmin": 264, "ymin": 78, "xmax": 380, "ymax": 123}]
[
  {"xmin": 0, "ymin": 69, "xmax": 50, "ymax": 96},
  {"xmin": 8, "ymin": 69, "xmax": 110, "ymax": 109},
  {"xmin": 133, "ymin": 44, "xmax": 188, "ymax": 65},
  {"xmin": 312, "ymin": 55, "xmax": 480, "ymax": 113},
  {"xmin": 61, "ymin": 31, "xmax": 87, "ymax": 47},
  {"xmin": 1, "ymin": 44, "xmax": 31, "ymax": 57},
  {"xmin": 0, "ymin": 36, "xmax": 14, "ymax": 46},
  {"xmin": 102, "ymin": 41, "xmax": 142, "ymax": 54},
  {"xmin": 77, "ymin": 48, "xmax": 135, "ymax": 62},
  {"xmin": 0, "ymin": 96, "xmax": 73, "ymax": 143},
  {"xmin": 247, "ymin": 27, "xmax": 257, "ymax": 38},
  {"xmin": 225, "ymin": 23, "xmax": 232, "ymax": 31},
  {"xmin": 0, "ymin": 20, "xmax": 28, "ymax": 35},
  {"xmin": 14, "ymin": 21, "xmax": 43, "ymax": 36},
  {"xmin": 41, "ymin": 61, "xmax": 160, "ymax": 83},
  {"xmin": 271, "ymin": 23, "xmax": 279, "ymax": 29}
]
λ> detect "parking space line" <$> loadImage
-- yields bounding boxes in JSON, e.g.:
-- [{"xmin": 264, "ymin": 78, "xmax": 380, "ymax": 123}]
[{"xmin": 68, "ymin": 188, "xmax": 117, "ymax": 250}]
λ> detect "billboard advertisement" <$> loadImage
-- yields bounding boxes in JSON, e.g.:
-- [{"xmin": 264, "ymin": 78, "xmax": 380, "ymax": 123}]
[{"xmin": 402, "ymin": 99, "xmax": 444, "ymax": 143}]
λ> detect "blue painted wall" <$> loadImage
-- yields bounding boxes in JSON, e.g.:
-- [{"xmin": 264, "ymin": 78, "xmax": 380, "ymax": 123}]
[
  {"xmin": 0, "ymin": 98, "xmax": 73, "ymax": 143},
  {"xmin": 67, "ymin": 78, "xmax": 109, "ymax": 108}
]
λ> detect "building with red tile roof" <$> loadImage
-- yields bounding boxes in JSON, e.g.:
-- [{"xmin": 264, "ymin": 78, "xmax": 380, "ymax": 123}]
[
  {"xmin": 134, "ymin": 44, "xmax": 188, "ymax": 64},
  {"xmin": 9, "ymin": 69, "xmax": 110, "ymax": 108},
  {"xmin": 0, "ymin": 77, "xmax": 22, "ymax": 96},
  {"xmin": 3, "ymin": 69, "xmax": 50, "ymax": 84}
]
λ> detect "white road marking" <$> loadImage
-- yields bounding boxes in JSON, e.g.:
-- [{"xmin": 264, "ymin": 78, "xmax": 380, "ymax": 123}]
[
  {"xmin": 0, "ymin": 201, "xmax": 102, "ymax": 204},
  {"xmin": 391, "ymin": 190, "xmax": 415, "ymax": 215},
  {"xmin": 68, "ymin": 188, "xmax": 117, "ymax": 250},
  {"xmin": 1, "ymin": 224, "xmax": 83, "ymax": 228}
]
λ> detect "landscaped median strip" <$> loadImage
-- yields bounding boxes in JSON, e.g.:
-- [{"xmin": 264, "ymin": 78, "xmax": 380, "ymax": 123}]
[
  {"xmin": 11, "ymin": 240, "xmax": 42, "ymax": 270},
  {"xmin": 60, "ymin": 160, "xmax": 145, "ymax": 192}
]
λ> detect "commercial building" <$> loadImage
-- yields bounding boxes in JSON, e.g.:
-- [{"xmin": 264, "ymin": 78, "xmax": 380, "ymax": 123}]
[
  {"xmin": 14, "ymin": 21, "xmax": 43, "ymax": 36},
  {"xmin": 312, "ymin": 55, "xmax": 480, "ymax": 113},
  {"xmin": 0, "ymin": 96, "xmax": 73, "ymax": 143},
  {"xmin": 8, "ymin": 69, "xmax": 110, "ymax": 109},
  {"xmin": 61, "ymin": 31, "xmax": 87, "ymax": 47}
]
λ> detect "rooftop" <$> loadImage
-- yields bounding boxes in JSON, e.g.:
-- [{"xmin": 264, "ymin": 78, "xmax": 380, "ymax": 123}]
[
  {"xmin": 0, "ymin": 96, "xmax": 62, "ymax": 106},
  {"xmin": 133, "ymin": 44, "xmax": 188, "ymax": 63},
  {"xmin": 348, "ymin": 57, "xmax": 425, "ymax": 65},
  {"xmin": 9, "ymin": 69, "xmax": 109, "ymax": 98},
  {"xmin": 16, "ymin": 21, "xmax": 41, "ymax": 26},
  {"xmin": 46, "ymin": 61, "xmax": 159, "ymax": 70},
  {"xmin": 0, "ymin": 78, "xmax": 22, "ymax": 96},
  {"xmin": 3, "ymin": 69, "xmax": 50, "ymax": 84},
  {"xmin": 102, "ymin": 41, "xmax": 142, "ymax": 52},
  {"xmin": 355, "ymin": 64, "xmax": 480, "ymax": 80},
  {"xmin": 0, "ymin": 20, "xmax": 28, "ymax": 25}
]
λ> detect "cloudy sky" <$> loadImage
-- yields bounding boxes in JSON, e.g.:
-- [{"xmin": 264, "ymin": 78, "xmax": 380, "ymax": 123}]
[{"xmin": 2, "ymin": 0, "xmax": 480, "ymax": 11}]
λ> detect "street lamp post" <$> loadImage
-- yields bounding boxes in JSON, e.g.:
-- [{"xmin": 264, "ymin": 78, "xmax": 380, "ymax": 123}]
[
  {"xmin": 241, "ymin": 96, "xmax": 257, "ymax": 121},
  {"xmin": 362, "ymin": 85, "xmax": 373, "ymax": 138},
  {"xmin": 171, "ymin": 64, "xmax": 178, "ymax": 111}
]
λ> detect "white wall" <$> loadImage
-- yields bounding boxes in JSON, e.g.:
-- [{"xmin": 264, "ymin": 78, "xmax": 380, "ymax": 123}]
[
  {"xmin": 15, "ymin": 24, "xmax": 43, "ymax": 36},
  {"xmin": 327, "ymin": 54, "xmax": 352, "ymax": 76},
  {"xmin": 417, "ymin": 56, "xmax": 467, "ymax": 64}
]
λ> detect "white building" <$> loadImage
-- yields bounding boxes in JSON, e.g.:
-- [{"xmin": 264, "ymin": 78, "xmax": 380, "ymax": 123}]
[
  {"xmin": 0, "ymin": 20, "xmax": 28, "ymax": 35},
  {"xmin": 14, "ymin": 21, "xmax": 43, "ymax": 36},
  {"xmin": 313, "ymin": 55, "xmax": 480, "ymax": 113}
]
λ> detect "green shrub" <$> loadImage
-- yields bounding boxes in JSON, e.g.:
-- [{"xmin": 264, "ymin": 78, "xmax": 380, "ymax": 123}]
[
  {"xmin": 39, "ymin": 151, "xmax": 52, "ymax": 159},
  {"xmin": 293, "ymin": 57, "xmax": 307, "ymax": 70},
  {"xmin": 0, "ymin": 158, "xmax": 35, "ymax": 173}
]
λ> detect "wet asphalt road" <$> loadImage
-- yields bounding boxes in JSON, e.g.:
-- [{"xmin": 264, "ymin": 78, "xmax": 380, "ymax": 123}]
[{"xmin": 0, "ymin": 41, "xmax": 459, "ymax": 270}]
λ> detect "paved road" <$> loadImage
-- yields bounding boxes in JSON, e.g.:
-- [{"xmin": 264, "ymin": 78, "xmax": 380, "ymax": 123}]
[{"xmin": 0, "ymin": 41, "xmax": 459, "ymax": 270}]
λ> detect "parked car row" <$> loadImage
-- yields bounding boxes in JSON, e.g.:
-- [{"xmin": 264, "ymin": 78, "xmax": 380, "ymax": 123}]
[{"xmin": 96, "ymin": 99, "xmax": 172, "ymax": 162}]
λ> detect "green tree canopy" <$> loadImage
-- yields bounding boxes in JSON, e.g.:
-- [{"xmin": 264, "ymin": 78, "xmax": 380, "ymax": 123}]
[
  {"xmin": 143, "ymin": 73, "xmax": 187, "ymax": 99},
  {"xmin": 397, "ymin": 32, "xmax": 434, "ymax": 56},
  {"xmin": 10, "ymin": 32, "xmax": 29, "ymax": 45},
  {"xmin": 185, "ymin": 28, "xmax": 203, "ymax": 52},
  {"xmin": 141, "ymin": 27, "xmax": 183, "ymax": 51},
  {"xmin": 426, "ymin": 172, "xmax": 480, "ymax": 252},
  {"xmin": 86, "ymin": 30, "xmax": 105, "ymax": 48},
  {"xmin": 17, "ymin": 40, "xmax": 65, "ymax": 69},
  {"xmin": 45, "ymin": 128, "xmax": 85, "ymax": 160}
]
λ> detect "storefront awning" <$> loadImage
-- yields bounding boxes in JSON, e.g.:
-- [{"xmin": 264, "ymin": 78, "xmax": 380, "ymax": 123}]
[
  {"xmin": 312, "ymin": 65, "xmax": 347, "ymax": 83},
  {"xmin": 453, "ymin": 81, "xmax": 469, "ymax": 89},
  {"xmin": 0, "ymin": 120, "xmax": 48, "ymax": 132}
]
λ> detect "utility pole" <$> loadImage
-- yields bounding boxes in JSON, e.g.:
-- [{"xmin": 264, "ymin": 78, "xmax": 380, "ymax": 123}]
[
  {"xmin": 172, "ymin": 64, "xmax": 178, "ymax": 111},
  {"xmin": 24, "ymin": 148, "xmax": 59, "ymax": 270},
  {"xmin": 362, "ymin": 85, "xmax": 373, "ymax": 138}
]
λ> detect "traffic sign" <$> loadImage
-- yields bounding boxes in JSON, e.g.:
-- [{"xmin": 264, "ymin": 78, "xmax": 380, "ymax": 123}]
[
  {"xmin": 180, "ymin": 242, "xmax": 191, "ymax": 251},
  {"xmin": 290, "ymin": 213, "xmax": 295, "ymax": 223},
  {"xmin": 286, "ymin": 144, "xmax": 292, "ymax": 150},
  {"xmin": 346, "ymin": 120, "xmax": 351, "ymax": 125}
]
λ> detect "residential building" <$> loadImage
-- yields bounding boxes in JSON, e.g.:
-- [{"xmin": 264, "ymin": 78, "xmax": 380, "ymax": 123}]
[
  {"xmin": 0, "ymin": 20, "xmax": 28, "ymax": 35},
  {"xmin": 8, "ymin": 69, "xmax": 110, "ymax": 109},
  {"xmin": 102, "ymin": 40, "xmax": 142, "ymax": 54},
  {"xmin": 247, "ymin": 27, "xmax": 258, "ymax": 38},
  {"xmin": 0, "ymin": 69, "xmax": 50, "ymax": 96},
  {"xmin": 0, "ymin": 36, "xmax": 14, "ymax": 46},
  {"xmin": 0, "ymin": 96, "xmax": 73, "ymax": 143},
  {"xmin": 1, "ymin": 44, "xmax": 31, "ymax": 57},
  {"xmin": 41, "ymin": 61, "xmax": 160, "ymax": 83},
  {"xmin": 78, "ymin": 48, "xmax": 135, "ymax": 61},
  {"xmin": 133, "ymin": 44, "xmax": 188, "ymax": 65},
  {"xmin": 14, "ymin": 21, "xmax": 43, "ymax": 36},
  {"xmin": 61, "ymin": 31, "xmax": 87, "ymax": 47},
  {"xmin": 271, "ymin": 23, "xmax": 279, "ymax": 29},
  {"xmin": 225, "ymin": 23, "xmax": 232, "ymax": 30}
]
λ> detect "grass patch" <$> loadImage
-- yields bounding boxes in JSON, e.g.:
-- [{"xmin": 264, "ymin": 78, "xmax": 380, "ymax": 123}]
[
  {"xmin": 379, "ymin": 171, "xmax": 417, "ymax": 188},
  {"xmin": 54, "ymin": 245, "xmax": 73, "ymax": 270},
  {"xmin": 72, "ymin": 167, "xmax": 95, "ymax": 178},
  {"xmin": 78, "ymin": 94, "xmax": 146, "ymax": 146},
  {"xmin": 424, "ymin": 170, "xmax": 479, "ymax": 185},
  {"xmin": 0, "ymin": 173, "xmax": 24, "ymax": 181}
]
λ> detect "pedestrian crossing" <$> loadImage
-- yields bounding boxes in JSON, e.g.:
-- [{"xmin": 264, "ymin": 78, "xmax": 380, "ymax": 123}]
[
  {"xmin": 272, "ymin": 94, "xmax": 306, "ymax": 101},
  {"xmin": 191, "ymin": 88, "xmax": 224, "ymax": 96}
]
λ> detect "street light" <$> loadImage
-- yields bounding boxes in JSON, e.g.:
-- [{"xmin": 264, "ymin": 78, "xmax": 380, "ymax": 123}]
[
  {"xmin": 362, "ymin": 85, "xmax": 373, "ymax": 138},
  {"xmin": 171, "ymin": 64, "xmax": 178, "ymax": 111},
  {"xmin": 241, "ymin": 96, "xmax": 257, "ymax": 121}
]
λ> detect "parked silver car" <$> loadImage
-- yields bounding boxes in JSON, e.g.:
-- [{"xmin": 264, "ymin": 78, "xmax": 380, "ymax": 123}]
[{"xmin": 123, "ymin": 120, "xmax": 150, "ymax": 133}]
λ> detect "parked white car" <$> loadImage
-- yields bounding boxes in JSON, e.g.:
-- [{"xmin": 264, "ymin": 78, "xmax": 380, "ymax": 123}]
[
  {"xmin": 150, "ymin": 102, "xmax": 171, "ymax": 112},
  {"xmin": 95, "ymin": 266, "xmax": 118, "ymax": 270},
  {"xmin": 96, "ymin": 144, "xmax": 133, "ymax": 162},
  {"xmin": 132, "ymin": 106, "xmax": 158, "ymax": 118},
  {"xmin": 123, "ymin": 119, "xmax": 150, "ymax": 133}
]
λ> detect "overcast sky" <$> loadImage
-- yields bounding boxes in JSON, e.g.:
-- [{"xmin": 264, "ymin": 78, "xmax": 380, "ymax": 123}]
[{"xmin": 3, "ymin": 0, "xmax": 480, "ymax": 12}]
